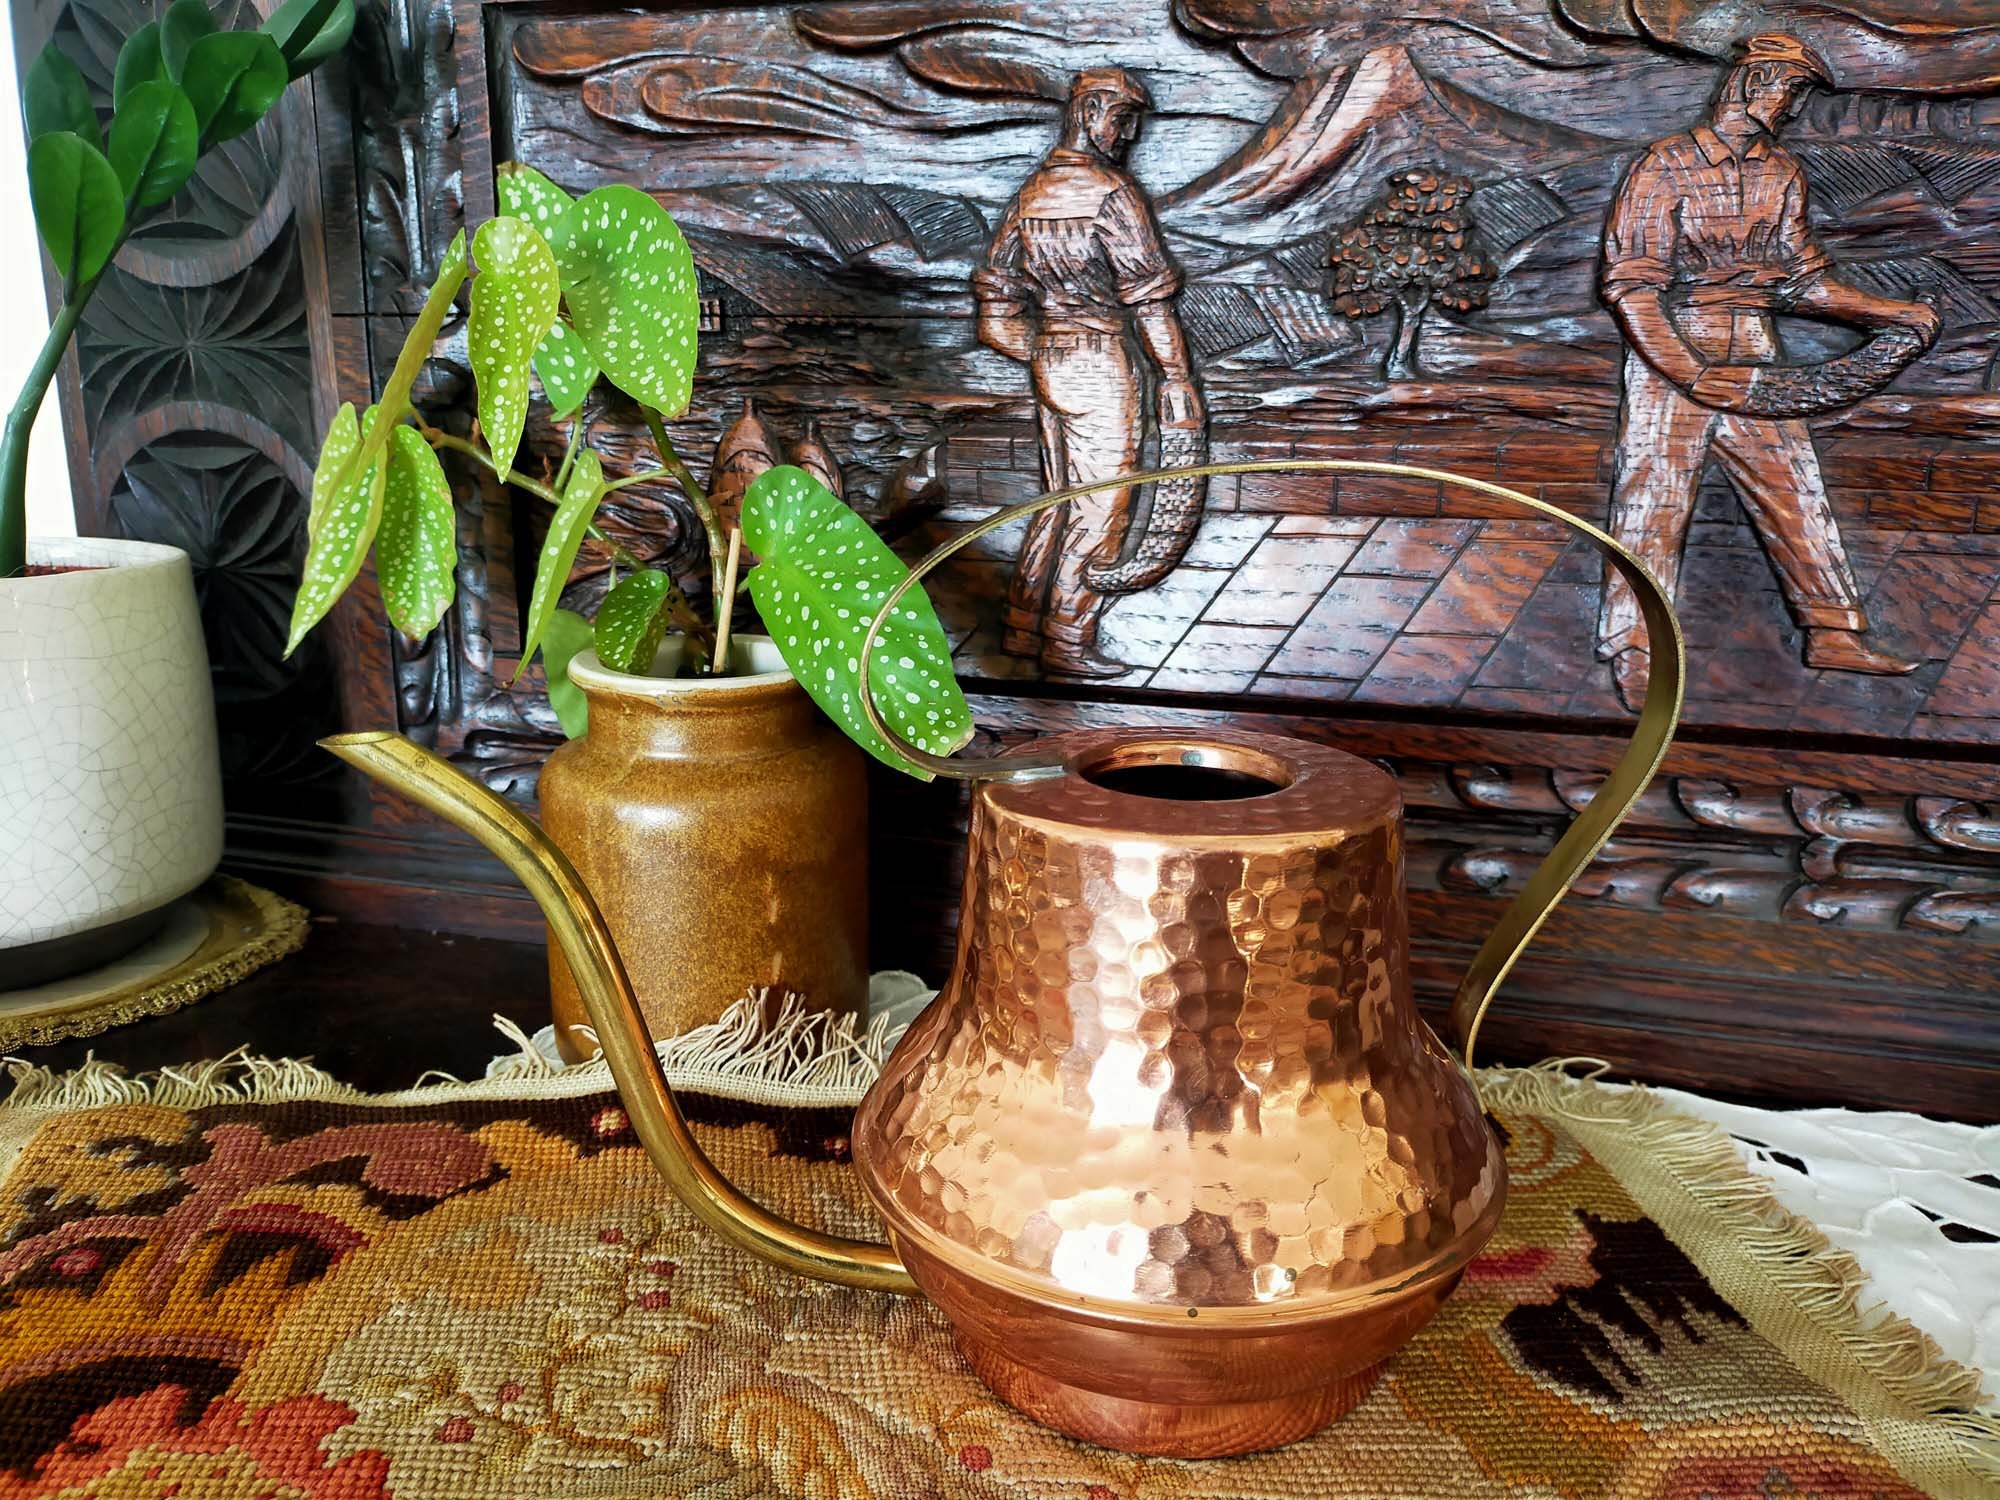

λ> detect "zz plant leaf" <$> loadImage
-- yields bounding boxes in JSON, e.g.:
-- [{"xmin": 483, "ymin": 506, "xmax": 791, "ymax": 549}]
[
  {"xmin": 375, "ymin": 425, "xmax": 457, "ymax": 638},
  {"xmin": 27, "ymin": 133, "xmax": 124, "ymax": 285},
  {"xmin": 3, "ymin": 0, "xmax": 352, "ymax": 582},
  {"xmin": 593, "ymin": 569, "xmax": 674, "ymax": 674},
  {"xmin": 469, "ymin": 215, "xmax": 560, "ymax": 477},
  {"xmin": 288, "ymin": 404, "xmax": 386, "ymax": 654},
  {"xmin": 114, "ymin": 25, "xmax": 168, "ymax": 105},
  {"xmin": 262, "ymin": 0, "xmax": 356, "ymax": 80},
  {"xmin": 548, "ymin": 185, "xmax": 700, "ymax": 418},
  {"xmin": 517, "ymin": 449, "xmax": 604, "ymax": 675},
  {"xmin": 108, "ymin": 81, "xmax": 199, "ymax": 209},
  {"xmin": 25, "ymin": 46, "xmax": 100, "ymax": 150},
  {"xmin": 160, "ymin": 0, "xmax": 218, "ymax": 80},
  {"xmin": 743, "ymin": 465, "xmax": 973, "ymax": 778},
  {"xmin": 180, "ymin": 30, "xmax": 288, "ymax": 146}
]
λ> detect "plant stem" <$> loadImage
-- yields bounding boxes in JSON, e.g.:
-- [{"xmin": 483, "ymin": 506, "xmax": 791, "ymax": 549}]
[
  {"xmin": 711, "ymin": 528, "xmax": 743, "ymax": 675},
  {"xmin": 601, "ymin": 467, "xmax": 672, "ymax": 495},
  {"xmin": 554, "ymin": 416, "xmax": 582, "ymax": 494},
  {"xmin": 641, "ymin": 408, "xmax": 727, "ymax": 610},
  {"xmin": 0, "ymin": 295, "xmax": 87, "ymax": 578},
  {"xmin": 421, "ymin": 423, "xmax": 712, "ymax": 647}
]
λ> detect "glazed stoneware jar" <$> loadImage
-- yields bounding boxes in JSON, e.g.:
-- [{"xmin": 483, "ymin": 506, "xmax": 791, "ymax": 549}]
[
  {"xmin": 537, "ymin": 634, "xmax": 868, "ymax": 1055},
  {"xmin": 0, "ymin": 537, "xmax": 224, "ymax": 986}
]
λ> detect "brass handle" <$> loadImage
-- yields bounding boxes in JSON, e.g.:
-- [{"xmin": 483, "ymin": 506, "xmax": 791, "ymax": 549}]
[
  {"xmin": 860, "ymin": 459, "xmax": 1685, "ymax": 1074},
  {"xmin": 319, "ymin": 732, "xmax": 918, "ymax": 1296}
]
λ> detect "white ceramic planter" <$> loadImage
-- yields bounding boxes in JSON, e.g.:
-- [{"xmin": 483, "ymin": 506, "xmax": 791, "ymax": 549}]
[{"xmin": 0, "ymin": 537, "xmax": 224, "ymax": 985}]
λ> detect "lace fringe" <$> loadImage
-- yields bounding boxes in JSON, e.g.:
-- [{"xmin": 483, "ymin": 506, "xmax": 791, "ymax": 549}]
[{"xmin": 478, "ymin": 989, "xmax": 897, "ymax": 1108}]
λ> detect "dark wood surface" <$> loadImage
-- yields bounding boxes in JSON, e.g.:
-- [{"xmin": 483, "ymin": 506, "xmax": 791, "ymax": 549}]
[
  {"xmin": 16, "ymin": 915, "xmax": 1980, "ymax": 1122},
  {"xmin": 15, "ymin": 0, "xmax": 1998, "ymax": 1119},
  {"xmin": 18, "ymin": 921, "xmax": 552, "ymax": 1095}
]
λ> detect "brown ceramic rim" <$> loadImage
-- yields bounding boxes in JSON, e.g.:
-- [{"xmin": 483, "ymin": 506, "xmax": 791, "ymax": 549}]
[{"xmin": 565, "ymin": 634, "xmax": 794, "ymax": 698}]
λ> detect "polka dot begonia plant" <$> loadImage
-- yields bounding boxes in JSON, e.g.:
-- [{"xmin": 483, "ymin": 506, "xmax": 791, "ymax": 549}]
[{"xmin": 283, "ymin": 161, "xmax": 972, "ymax": 779}]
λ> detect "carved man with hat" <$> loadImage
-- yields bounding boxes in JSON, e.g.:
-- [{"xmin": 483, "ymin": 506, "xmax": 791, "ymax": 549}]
[
  {"xmin": 973, "ymin": 67, "xmax": 1204, "ymax": 678},
  {"xmin": 1596, "ymin": 33, "xmax": 1941, "ymax": 708}
]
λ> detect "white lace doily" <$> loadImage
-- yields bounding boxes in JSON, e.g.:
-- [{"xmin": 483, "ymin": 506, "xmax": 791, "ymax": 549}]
[{"xmin": 1654, "ymin": 1086, "xmax": 2000, "ymax": 1392}]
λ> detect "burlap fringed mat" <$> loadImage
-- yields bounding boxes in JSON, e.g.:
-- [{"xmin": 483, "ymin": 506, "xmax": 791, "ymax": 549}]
[
  {"xmin": 0, "ymin": 1025, "xmax": 1991, "ymax": 1498},
  {"xmin": 0, "ymin": 878, "xmax": 307, "ymax": 1050}
]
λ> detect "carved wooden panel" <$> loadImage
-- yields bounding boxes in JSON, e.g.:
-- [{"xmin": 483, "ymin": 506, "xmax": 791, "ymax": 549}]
[
  {"xmin": 13, "ymin": 0, "xmax": 351, "ymax": 814},
  {"xmin": 31, "ymin": 0, "xmax": 2000, "ymax": 1115},
  {"xmin": 487, "ymin": 2, "xmax": 2000, "ymax": 747}
]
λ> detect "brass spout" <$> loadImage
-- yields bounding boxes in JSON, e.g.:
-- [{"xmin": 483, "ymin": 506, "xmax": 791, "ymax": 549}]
[{"xmin": 320, "ymin": 731, "xmax": 915, "ymax": 1296}]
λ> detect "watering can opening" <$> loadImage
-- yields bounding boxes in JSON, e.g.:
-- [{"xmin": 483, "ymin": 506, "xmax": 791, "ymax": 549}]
[{"xmin": 1075, "ymin": 738, "xmax": 1294, "ymax": 802}]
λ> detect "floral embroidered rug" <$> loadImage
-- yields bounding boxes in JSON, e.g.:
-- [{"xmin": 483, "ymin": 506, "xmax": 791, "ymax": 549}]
[{"xmin": 0, "ymin": 1047, "xmax": 1992, "ymax": 1499}]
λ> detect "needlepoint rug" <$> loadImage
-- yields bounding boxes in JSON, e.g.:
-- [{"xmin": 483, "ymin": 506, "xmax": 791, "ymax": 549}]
[{"xmin": 0, "ymin": 1042, "xmax": 1990, "ymax": 1499}]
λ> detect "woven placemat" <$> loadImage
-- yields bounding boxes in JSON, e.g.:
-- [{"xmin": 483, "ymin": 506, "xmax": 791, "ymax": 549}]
[
  {"xmin": 0, "ymin": 1023, "xmax": 1990, "ymax": 1498},
  {"xmin": 0, "ymin": 877, "xmax": 307, "ymax": 1050}
]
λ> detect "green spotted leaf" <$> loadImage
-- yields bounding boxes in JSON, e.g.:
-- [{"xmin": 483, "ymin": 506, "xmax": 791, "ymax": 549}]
[
  {"xmin": 533, "ymin": 321, "xmax": 598, "ymax": 421},
  {"xmin": 376, "ymin": 425, "xmax": 456, "ymax": 638},
  {"xmin": 496, "ymin": 161, "xmax": 572, "ymax": 230},
  {"xmin": 496, "ymin": 166, "xmax": 595, "ymax": 414},
  {"xmin": 322, "ymin": 230, "xmax": 466, "ymax": 510},
  {"xmin": 592, "ymin": 568, "xmax": 673, "ymax": 674},
  {"xmin": 107, "ymin": 81, "xmax": 198, "ymax": 209},
  {"xmin": 288, "ymin": 404, "xmax": 386, "ymax": 655},
  {"xmin": 542, "ymin": 608, "xmax": 595, "ymax": 739},
  {"xmin": 469, "ymin": 215, "xmax": 559, "ymax": 477},
  {"xmin": 517, "ymin": 449, "xmax": 603, "ymax": 677},
  {"xmin": 305, "ymin": 402, "xmax": 361, "ymax": 541},
  {"xmin": 743, "ymin": 465, "xmax": 971, "ymax": 779},
  {"xmin": 548, "ymin": 185, "xmax": 699, "ymax": 419}
]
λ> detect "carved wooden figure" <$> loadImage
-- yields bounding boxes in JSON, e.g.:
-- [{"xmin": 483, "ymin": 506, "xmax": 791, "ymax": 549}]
[
  {"xmin": 973, "ymin": 67, "xmax": 1208, "ymax": 678},
  {"xmin": 1598, "ymin": 34, "xmax": 1945, "ymax": 710}
]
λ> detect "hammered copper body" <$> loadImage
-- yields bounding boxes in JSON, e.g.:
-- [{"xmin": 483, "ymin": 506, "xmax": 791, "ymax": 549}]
[
  {"xmin": 852, "ymin": 729, "xmax": 1505, "ymax": 1453},
  {"xmin": 321, "ymin": 457, "xmax": 1683, "ymax": 1462}
]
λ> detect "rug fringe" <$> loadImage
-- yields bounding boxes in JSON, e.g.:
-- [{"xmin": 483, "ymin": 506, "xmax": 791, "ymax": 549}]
[
  {"xmin": 1481, "ymin": 1062, "xmax": 2000, "ymax": 1496},
  {"xmin": 2, "ymin": 989, "xmax": 898, "ymax": 1117},
  {"xmin": 0, "ymin": 1048, "xmax": 357, "ymax": 1112}
]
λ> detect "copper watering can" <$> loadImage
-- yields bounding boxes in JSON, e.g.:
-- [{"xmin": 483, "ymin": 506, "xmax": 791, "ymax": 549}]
[{"xmin": 326, "ymin": 459, "xmax": 1682, "ymax": 1458}]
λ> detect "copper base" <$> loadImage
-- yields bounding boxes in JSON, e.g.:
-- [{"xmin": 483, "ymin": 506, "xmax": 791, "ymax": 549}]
[
  {"xmin": 880, "ymin": 1221, "xmax": 1479, "ymax": 1458},
  {"xmin": 956, "ymin": 1331, "xmax": 1383, "ymax": 1457}
]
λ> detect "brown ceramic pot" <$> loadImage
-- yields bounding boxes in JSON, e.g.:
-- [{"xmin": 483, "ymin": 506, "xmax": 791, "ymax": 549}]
[{"xmin": 537, "ymin": 635, "xmax": 868, "ymax": 1057}]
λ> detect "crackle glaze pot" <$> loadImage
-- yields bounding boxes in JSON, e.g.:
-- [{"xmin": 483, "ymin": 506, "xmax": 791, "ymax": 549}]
[
  {"xmin": 1, "ymin": 538, "xmax": 223, "ymax": 988},
  {"xmin": 538, "ymin": 634, "xmax": 868, "ymax": 1056},
  {"xmin": 325, "ymin": 458, "xmax": 1684, "ymax": 1458}
]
